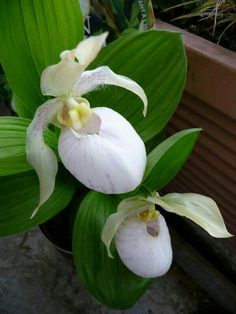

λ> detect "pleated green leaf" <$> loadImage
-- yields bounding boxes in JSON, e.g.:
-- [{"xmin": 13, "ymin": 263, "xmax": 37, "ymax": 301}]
[
  {"xmin": 143, "ymin": 128, "xmax": 201, "ymax": 191},
  {"xmin": 0, "ymin": 166, "xmax": 76, "ymax": 236},
  {"xmin": 0, "ymin": 0, "xmax": 83, "ymax": 118},
  {"xmin": 0, "ymin": 116, "xmax": 58, "ymax": 176},
  {"xmin": 87, "ymin": 29, "xmax": 187, "ymax": 142},
  {"xmin": 73, "ymin": 191, "xmax": 151, "ymax": 309}
]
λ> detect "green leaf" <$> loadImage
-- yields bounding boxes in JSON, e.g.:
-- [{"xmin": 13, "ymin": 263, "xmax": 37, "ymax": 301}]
[
  {"xmin": 0, "ymin": 166, "xmax": 76, "ymax": 236},
  {"xmin": 87, "ymin": 29, "xmax": 187, "ymax": 142},
  {"xmin": 0, "ymin": 116, "xmax": 58, "ymax": 176},
  {"xmin": 143, "ymin": 128, "xmax": 201, "ymax": 191},
  {"xmin": 149, "ymin": 193, "xmax": 233, "ymax": 238},
  {"xmin": 73, "ymin": 191, "xmax": 151, "ymax": 309},
  {"xmin": 0, "ymin": 0, "xmax": 83, "ymax": 118}
]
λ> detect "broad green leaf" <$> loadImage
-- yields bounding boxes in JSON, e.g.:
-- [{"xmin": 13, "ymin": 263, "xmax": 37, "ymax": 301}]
[
  {"xmin": 87, "ymin": 30, "xmax": 187, "ymax": 142},
  {"xmin": 0, "ymin": 0, "xmax": 83, "ymax": 118},
  {"xmin": 149, "ymin": 193, "xmax": 233, "ymax": 238},
  {"xmin": 0, "ymin": 116, "xmax": 58, "ymax": 176},
  {"xmin": 73, "ymin": 191, "xmax": 151, "ymax": 309},
  {"xmin": 0, "ymin": 166, "xmax": 76, "ymax": 236},
  {"xmin": 143, "ymin": 128, "xmax": 201, "ymax": 191}
]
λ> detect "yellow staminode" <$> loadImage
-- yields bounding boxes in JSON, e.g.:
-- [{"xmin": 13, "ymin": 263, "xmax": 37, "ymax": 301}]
[
  {"xmin": 137, "ymin": 206, "xmax": 160, "ymax": 223},
  {"xmin": 57, "ymin": 97, "xmax": 93, "ymax": 132}
]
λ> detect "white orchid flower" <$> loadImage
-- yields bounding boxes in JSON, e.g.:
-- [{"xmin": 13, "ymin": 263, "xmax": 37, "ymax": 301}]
[
  {"xmin": 102, "ymin": 192, "xmax": 232, "ymax": 278},
  {"xmin": 26, "ymin": 33, "xmax": 148, "ymax": 218}
]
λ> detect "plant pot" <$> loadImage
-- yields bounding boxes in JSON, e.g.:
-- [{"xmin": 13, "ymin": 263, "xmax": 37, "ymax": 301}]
[
  {"xmin": 39, "ymin": 207, "xmax": 73, "ymax": 255},
  {"xmin": 39, "ymin": 189, "xmax": 87, "ymax": 256}
]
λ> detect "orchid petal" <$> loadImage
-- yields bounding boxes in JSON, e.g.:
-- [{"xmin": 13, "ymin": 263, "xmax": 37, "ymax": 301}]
[
  {"xmin": 115, "ymin": 214, "xmax": 172, "ymax": 278},
  {"xmin": 58, "ymin": 107, "xmax": 146, "ymax": 194},
  {"xmin": 73, "ymin": 66, "xmax": 148, "ymax": 116},
  {"xmin": 148, "ymin": 193, "xmax": 233, "ymax": 238},
  {"xmin": 26, "ymin": 99, "xmax": 63, "ymax": 218},
  {"xmin": 101, "ymin": 196, "xmax": 150, "ymax": 258},
  {"xmin": 74, "ymin": 32, "xmax": 108, "ymax": 68},
  {"xmin": 41, "ymin": 59, "xmax": 84, "ymax": 97}
]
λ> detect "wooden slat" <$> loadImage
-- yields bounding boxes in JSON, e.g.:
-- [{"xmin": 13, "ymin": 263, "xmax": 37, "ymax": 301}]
[
  {"xmin": 156, "ymin": 21, "xmax": 236, "ymax": 251},
  {"xmin": 170, "ymin": 227, "xmax": 236, "ymax": 313},
  {"xmin": 157, "ymin": 20, "xmax": 236, "ymax": 119}
]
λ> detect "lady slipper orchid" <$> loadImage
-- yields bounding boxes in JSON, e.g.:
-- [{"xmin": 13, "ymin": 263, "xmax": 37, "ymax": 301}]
[
  {"xmin": 26, "ymin": 33, "xmax": 148, "ymax": 217},
  {"xmin": 102, "ymin": 192, "xmax": 232, "ymax": 278}
]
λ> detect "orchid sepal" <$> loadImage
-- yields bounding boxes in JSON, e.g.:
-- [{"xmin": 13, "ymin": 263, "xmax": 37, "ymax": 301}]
[
  {"xmin": 147, "ymin": 192, "xmax": 233, "ymax": 238},
  {"xmin": 26, "ymin": 99, "xmax": 63, "ymax": 218}
]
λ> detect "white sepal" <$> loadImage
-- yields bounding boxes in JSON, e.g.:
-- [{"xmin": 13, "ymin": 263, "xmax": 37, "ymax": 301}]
[
  {"xmin": 101, "ymin": 196, "xmax": 150, "ymax": 257},
  {"xmin": 115, "ymin": 214, "xmax": 172, "ymax": 278},
  {"xmin": 149, "ymin": 193, "xmax": 233, "ymax": 238},
  {"xmin": 26, "ymin": 99, "xmax": 63, "ymax": 218},
  {"xmin": 58, "ymin": 107, "xmax": 146, "ymax": 194},
  {"xmin": 74, "ymin": 66, "xmax": 148, "ymax": 116},
  {"xmin": 74, "ymin": 32, "xmax": 108, "ymax": 68},
  {"xmin": 41, "ymin": 59, "xmax": 84, "ymax": 97}
]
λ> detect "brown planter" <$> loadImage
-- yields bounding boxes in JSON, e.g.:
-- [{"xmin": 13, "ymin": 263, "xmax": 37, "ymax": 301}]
[{"xmin": 156, "ymin": 21, "xmax": 236, "ymax": 253}]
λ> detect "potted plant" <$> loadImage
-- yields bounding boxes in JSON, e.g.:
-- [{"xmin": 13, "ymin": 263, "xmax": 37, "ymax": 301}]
[{"xmin": 0, "ymin": 0, "xmax": 232, "ymax": 310}]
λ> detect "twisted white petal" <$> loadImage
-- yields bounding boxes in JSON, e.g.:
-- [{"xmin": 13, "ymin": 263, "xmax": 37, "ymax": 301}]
[
  {"xmin": 73, "ymin": 66, "xmax": 148, "ymax": 115},
  {"xmin": 115, "ymin": 214, "xmax": 172, "ymax": 278},
  {"xmin": 149, "ymin": 193, "xmax": 233, "ymax": 238},
  {"xmin": 58, "ymin": 107, "xmax": 146, "ymax": 194},
  {"xmin": 26, "ymin": 99, "xmax": 63, "ymax": 217}
]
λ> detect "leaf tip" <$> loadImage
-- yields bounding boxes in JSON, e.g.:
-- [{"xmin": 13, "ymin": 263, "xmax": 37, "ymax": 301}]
[{"xmin": 30, "ymin": 207, "xmax": 39, "ymax": 219}]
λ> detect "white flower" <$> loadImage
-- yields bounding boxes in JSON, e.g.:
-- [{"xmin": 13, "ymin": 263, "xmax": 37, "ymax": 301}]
[
  {"xmin": 102, "ymin": 192, "xmax": 232, "ymax": 278},
  {"xmin": 26, "ymin": 33, "xmax": 148, "ymax": 218}
]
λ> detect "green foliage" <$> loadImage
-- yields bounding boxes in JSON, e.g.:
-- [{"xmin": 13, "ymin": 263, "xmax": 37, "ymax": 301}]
[
  {"xmin": 143, "ymin": 128, "xmax": 201, "ymax": 191},
  {"xmin": 159, "ymin": 0, "xmax": 236, "ymax": 44},
  {"xmin": 0, "ymin": 66, "xmax": 11, "ymax": 105},
  {"xmin": 88, "ymin": 0, "xmax": 154, "ymax": 40},
  {"xmin": 0, "ymin": 1, "xmax": 207, "ymax": 310},
  {"xmin": 88, "ymin": 29, "xmax": 187, "ymax": 142},
  {"xmin": 73, "ymin": 191, "xmax": 152, "ymax": 309},
  {"xmin": 0, "ymin": 166, "xmax": 77, "ymax": 236},
  {"xmin": 0, "ymin": 0, "xmax": 84, "ymax": 118},
  {"xmin": 0, "ymin": 116, "xmax": 58, "ymax": 176}
]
